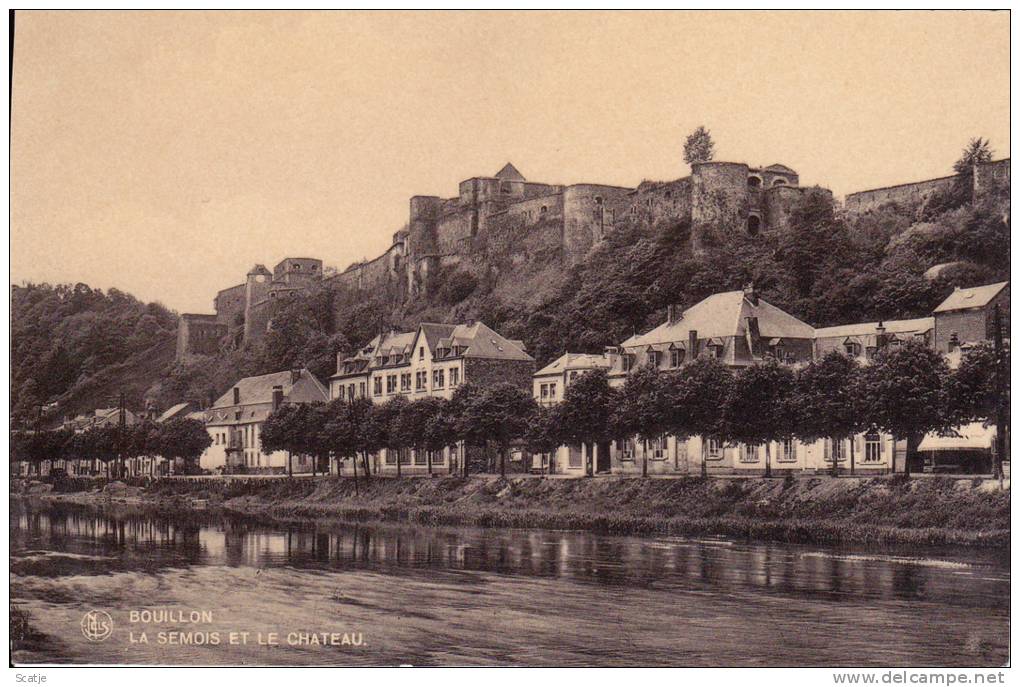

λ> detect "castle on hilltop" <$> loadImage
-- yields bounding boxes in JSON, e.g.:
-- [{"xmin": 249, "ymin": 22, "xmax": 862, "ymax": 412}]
[{"xmin": 175, "ymin": 156, "xmax": 1009, "ymax": 362}]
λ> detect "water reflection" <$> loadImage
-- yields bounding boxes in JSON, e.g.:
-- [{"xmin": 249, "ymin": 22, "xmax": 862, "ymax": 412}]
[{"xmin": 11, "ymin": 501, "xmax": 1007, "ymax": 609}]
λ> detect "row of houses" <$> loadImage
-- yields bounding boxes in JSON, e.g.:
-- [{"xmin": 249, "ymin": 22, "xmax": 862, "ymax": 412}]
[{"xmin": 184, "ymin": 280, "xmax": 1007, "ymax": 477}]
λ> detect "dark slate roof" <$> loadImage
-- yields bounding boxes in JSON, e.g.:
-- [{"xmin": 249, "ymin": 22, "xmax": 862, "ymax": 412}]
[
  {"xmin": 495, "ymin": 163, "xmax": 525, "ymax": 181},
  {"xmin": 933, "ymin": 282, "xmax": 1009, "ymax": 313}
]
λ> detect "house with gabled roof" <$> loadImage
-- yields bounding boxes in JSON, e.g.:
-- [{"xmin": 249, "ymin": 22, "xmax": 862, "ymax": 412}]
[
  {"xmin": 201, "ymin": 368, "xmax": 328, "ymax": 473},
  {"xmin": 329, "ymin": 320, "xmax": 535, "ymax": 475}
]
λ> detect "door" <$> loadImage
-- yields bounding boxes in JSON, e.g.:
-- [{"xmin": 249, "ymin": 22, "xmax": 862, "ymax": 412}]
[{"xmin": 596, "ymin": 441, "xmax": 612, "ymax": 474}]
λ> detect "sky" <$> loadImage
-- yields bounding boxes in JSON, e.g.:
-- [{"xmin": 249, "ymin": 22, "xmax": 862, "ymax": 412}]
[{"xmin": 10, "ymin": 10, "xmax": 1010, "ymax": 314}]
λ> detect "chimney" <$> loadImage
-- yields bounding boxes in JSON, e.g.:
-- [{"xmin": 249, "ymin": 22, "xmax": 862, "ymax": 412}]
[
  {"xmin": 290, "ymin": 369, "xmax": 301, "ymax": 385},
  {"xmin": 688, "ymin": 329, "xmax": 699, "ymax": 358},
  {"xmin": 875, "ymin": 321, "xmax": 887, "ymax": 350},
  {"xmin": 232, "ymin": 387, "xmax": 240, "ymax": 405},
  {"xmin": 745, "ymin": 316, "xmax": 761, "ymax": 357},
  {"xmin": 604, "ymin": 346, "xmax": 619, "ymax": 366},
  {"xmin": 272, "ymin": 385, "xmax": 284, "ymax": 411},
  {"xmin": 743, "ymin": 282, "xmax": 759, "ymax": 306},
  {"xmin": 667, "ymin": 304, "xmax": 682, "ymax": 325}
]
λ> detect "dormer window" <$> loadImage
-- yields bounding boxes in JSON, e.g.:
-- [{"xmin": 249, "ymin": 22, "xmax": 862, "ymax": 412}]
[
  {"xmin": 670, "ymin": 347, "xmax": 685, "ymax": 368},
  {"xmin": 647, "ymin": 350, "xmax": 661, "ymax": 368}
]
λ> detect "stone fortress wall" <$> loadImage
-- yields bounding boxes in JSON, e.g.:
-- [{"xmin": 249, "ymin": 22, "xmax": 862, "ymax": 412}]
[{"xmin": 176, "ymin": 156, "xmax": 1010, "ymax": 361}]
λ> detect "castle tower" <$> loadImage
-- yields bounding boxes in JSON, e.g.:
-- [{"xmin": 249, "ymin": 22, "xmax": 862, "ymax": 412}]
[{"xmin": 243, "ymin": 264, "xmax": 273, "ymax": 342}]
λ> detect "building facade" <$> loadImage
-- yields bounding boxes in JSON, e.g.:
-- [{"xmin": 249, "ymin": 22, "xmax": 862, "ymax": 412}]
[
  {"xmin": 329, "ymin": 321, "xmax": 535, "ymax": 475},
  {"xmin": 200, "ymin": 368, "xmax": 329, "ymax": 474}
]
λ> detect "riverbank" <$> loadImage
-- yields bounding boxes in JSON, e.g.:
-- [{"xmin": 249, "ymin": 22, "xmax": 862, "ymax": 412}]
[{"xmin": 27, "ymin": 473, "xmax": 1009, "ymax": 548}]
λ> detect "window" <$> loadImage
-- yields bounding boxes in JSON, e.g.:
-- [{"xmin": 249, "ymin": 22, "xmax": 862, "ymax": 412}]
[
  {"xmin": 747, "ymin": 215, "xmax": 761, "ymax": 236},
  {"xmin": 619, "ymin": 439, "xmax": 636, "ymax": 462},
  {"xmin": 548, "ymin": 382, "xmax": 556, "ymax": 401},
  {"xmin": 400, "ymin": 373, "xmax": 411, "ymax": 391},
  {"xmin": 450, "ymin": 368, "xmax": 459, "ymax": 387},
  {"xmin": 386, "ymin": 375, "xmax": 397, "ymax": 394},
  {"xmin": 373, "ymin": 378, "xmax": 383, "ymax": 396},
  {"xmin": 399, "ymin": 448, "xmax": 411, "ymax": 465},
  {"xmin": 359, "ymin": 382, "xmax": 366, "ymax": 397},
  {"xmin": 864, "ymin": 432, "xmax": 882, "ymax": 463},
  {"xmin": 416, "ymin": 370, "xmax": 427, "ymax": 391},
  {"xmin": 419, "ymin": 346, "xmax": 425, "ymax": 361},
  {"xmin": 568, "ymin": 447, "xmax": 583, "ymax": 468},
  {"xmin": 706, "ymin": 439, "xmax": 722, "ymax": 460},
  {"xmin": 708, "ymin": 343, "xmax": 724, "ymax": 359},
  {"xmin": 829, "ymin": 439, "xmax": 847, "ymax": 463},
  {"xmin": 500, "ymin": 181, "xmax": 512, "ymax": 194},
  {"xmin": 385, "ymin": 449, "xmax": 396, "ymax": 465},
  {"xmin": 740, "ymin": 444, "xmax": 761, "ymax": 463},
  {"xmin": 772, "ymin": 178, "xmax": 788, "ymax": 187},
  {"xmin": 748, "ymin": 175, "xmax": 762, "ymax": 188},
  {"xmin": 349, "ymin": 384, "xmax": 355, "ymax": 399},
  {"xmin": 670, "ymin": 348, "xmax": 685, "ymax": 368},
  {"xmin": 414, "ymin": 449, "xmax": 427, "ymax": 466},
  {"xmin": 622, "ymin": 355, "xmax": 634, "ymax": 372},
  {"xmin": 540, "ymin": 384, "xmax": 549, "ymax": 400},
  {"xmin": 433, "ymin": 368, "xmax": 445, "ymax": 389},
  {"xmin": 649, "ymin": 436, "xmax": 666, "ymax": 460},
  {"xmin": 647, "ymin": 351, "xmax": 661, "ymax": 368},
  {"xmin": 569, "ymin": 371, "xmax": 579, "ymax": 381},
  {"xmin": 844, "ymin": 342, "xmax": 861, "ymax": 357},
  {"xmin": 430, "ymin": 449, "xmax": 445, "ymax": 466},
  {"xmin": 778, "ymin": 438, "xmax": 797, "ymax": 463}
]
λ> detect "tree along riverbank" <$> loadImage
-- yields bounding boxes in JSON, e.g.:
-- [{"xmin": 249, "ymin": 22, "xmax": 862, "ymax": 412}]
[{"xmin": 24, "ymin": 474, "xmax": 1009, "ymax": 548}]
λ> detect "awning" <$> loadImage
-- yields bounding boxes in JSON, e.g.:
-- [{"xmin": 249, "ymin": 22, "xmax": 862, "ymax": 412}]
[{"xmin": 918, "ymin": 423, "xmax": 996, "ymax": 451}]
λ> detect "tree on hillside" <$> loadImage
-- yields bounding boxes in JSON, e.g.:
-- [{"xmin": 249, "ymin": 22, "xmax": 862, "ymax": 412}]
[
  {"xmin": 664, "ymin": 356, "xmax": 733, "ymax": 477},
  {"xmin": 683, "ymin": 126, "xmax": 716, "ymax": 166},
  {"xmin": 953, "ymin": 137, "xmax": 994, "ymax": 175},
  {"xmin": 557, "ymin": 370, "xmax": 617, "ymax": 477},
  {"xmin": 611, "ymin": 366, "xmax": 671, "ymax": 477},
  {"xmin": 856, "ymin": 340, "xmax": 952, "ymax": 477},
  {"xmin": 793, "ymin": 351, "xmax": 864, "ymax": 475},
  {"xmin": 457, "ymin": 383, "xmax": 535, "ymax": 477},
  {"xmin": 721, "ymin": 359, "xmax": 797, "ymax": 478}
]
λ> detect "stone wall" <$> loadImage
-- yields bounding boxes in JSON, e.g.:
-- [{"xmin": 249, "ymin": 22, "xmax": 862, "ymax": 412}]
[
  {"xmin": 214, "ymin": 283, "xmax": 246, "ymax": 326},
  {"xmin": 844, "ymin": 175, "xmax": 957, "ymax": 215},
  {"xmin": 609, "ymin": 178, "xmax": 693, "ymax": 230},
  {"xmin": 177, "ymin": 315, "xmax": 227, "ymax": 361},
  {"xmin": 562, "ymin": 184, "xmax": 632, "ymax": 264},
  {"xmin": 933, "ymin": 286, "xmax": 1010, "ymax": 353},
  {"xmin": 690, "ymin": 161, "xmax": 751, "ymax": 249}
]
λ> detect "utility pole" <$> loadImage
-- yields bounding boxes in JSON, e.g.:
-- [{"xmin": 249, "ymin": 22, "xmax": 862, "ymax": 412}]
[{"xmin": 992, "ymin": 304, "xmax": 1006, "ymax": 482}]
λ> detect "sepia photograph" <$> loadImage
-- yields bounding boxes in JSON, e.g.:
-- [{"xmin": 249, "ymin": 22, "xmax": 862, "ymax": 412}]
[{"xmin": 7, "ymin": 9, "xmax": 1012, "ymax": 673}]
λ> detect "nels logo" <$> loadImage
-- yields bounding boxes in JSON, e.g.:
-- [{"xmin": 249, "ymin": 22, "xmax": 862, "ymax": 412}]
[{"xmin": 81, "ymin": 610, "xmax": 113, "ymax": 642}]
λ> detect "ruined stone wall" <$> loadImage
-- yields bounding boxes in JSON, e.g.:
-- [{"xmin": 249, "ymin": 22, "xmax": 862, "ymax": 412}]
[
  {"xmin": 214, "ymin": 283, "xmax": 246, "ymax": 326},
  {"xmin": 764, "ymin": 186, "xmax": 834, "ymax": 230},
  {"xmin": 690, "ymin": 161, "xmax": 751, "ymax": 249},
  {"xmin": 974, "ymin": 159, "xmax": 1010, "ymax": 200},
  {"xmin": 562, "ymin": 184, "xmax": 633, "ymax": 264},
  {"xmin": 609, "ymin": 178, "xmax": 692, "ymax": 229},
  {"xmin": 177, "ymin": 315, "xmax": 227, "ymax": 361},
  {"xmin": 844, "ymin": 175, "xmax": 957, "ymax": 215}
]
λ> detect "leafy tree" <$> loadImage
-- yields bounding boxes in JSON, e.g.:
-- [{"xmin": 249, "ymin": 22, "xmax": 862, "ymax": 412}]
[
  {"xmin": 396, "ymin": 397, "xmax": 450, "ymax": 476},
  {"xmin": 663, "ymin": 356, "xmax": 733, "ymax": 477},
  {"xmin": 374, "ymin": 396, "xmax": 410, "ymax": 477},
  {"xmin": 457, "ymin": 383, "xmax": 535, "ymax": 477},
  {"xmin": 793, "ymin": 351, "xmax": 864, "ymax": 474},
  {"xmin": 947, "ymin": 339, "xmax": 1010, "ymax": 478},
  {"xmin": 953, "ymin": 137, "xmax": 994, "ymax": 175},
  {"xmin": 683, "ymin": 125, "xmax": 715, "ymax": 166},
  {"xmin": 156, "ymin": 418, "xmax": 212, "ymax": 475},
  {"xmin": 721, "ymin": 359, "xmax": 797, "ymax": 478},
  {"xmin": 262, "ymin": 404, "xmax": 305, "ymax": 476},
  {"xmin": 420, "ymin": 398, "xmax": 457, "ymax": 475},
  {"xmin": 611, "ymin": 366, "xmax": 671, "ymax": 477},
  {"xmin": 449, "ymin": 383, "xmax": 484, "ymax": 476},
  {"xmin": 524, "ymin": 404, "xmax": 562, "ymax": 475},
  {"xmin": 557, "ymin": 370, "xmax": 617, "ymax": 477},
  {"xmin": 856, "ymin": 340, "xmax": 952, "ymax": 477}
]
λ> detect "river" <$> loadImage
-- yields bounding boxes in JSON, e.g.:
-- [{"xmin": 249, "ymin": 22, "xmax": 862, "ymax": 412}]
[{"xmin": 10, "ymin": 500, "xmax": 1009, "ymax": 667}]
